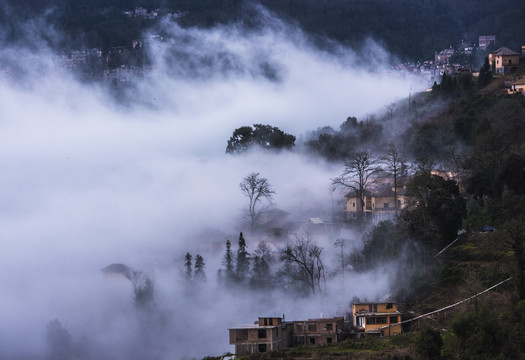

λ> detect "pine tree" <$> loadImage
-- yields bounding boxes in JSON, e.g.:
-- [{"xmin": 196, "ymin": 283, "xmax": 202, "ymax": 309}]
[
  {"xmin": 184, "ymin": 252, "xmax": 193, "ymax": 281},
  {"xmin": 194, "ymin": 254, "xmax": 206, "ymax": 282},
  {"xmin": 235, "ymin": 232, "xmax": 250, "ymax": 283},
  {"xmin": 250, "ymin": 242, "xmax": 272, "ymax": 289},
  {"xmin": 478, "ymin": 57, "xmax": 493, "ymax": 89},
  {"xmin": 223, "ymin": 240, "xmax": 235, "ymax": 284}
]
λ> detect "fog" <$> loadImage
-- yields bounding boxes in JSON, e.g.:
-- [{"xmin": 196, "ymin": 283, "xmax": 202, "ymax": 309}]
[{"xmin": 0, "ymin": 7, "xmax": 425, "ymax": 360}]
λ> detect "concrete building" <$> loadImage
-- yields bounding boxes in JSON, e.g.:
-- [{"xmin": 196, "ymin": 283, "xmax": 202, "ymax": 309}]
[
  {"xmin": 352, "ymin": 303, "xmax": 402, "ymax": 337},
  {"xmin": 489, "ymin": 47, "xmax": 520, "ymax": 74},
  {"xmin": 293, "ymin": 317, "xmax": 345, "ymax": 346},
  {"xmin": 229, "ymin": 317, "xmax": 293, "ymax": 355},
  {"xmin": 345, "ymin": 185, "xmax": 410, "ymax": 223},
  {"xmin": 229, "ymin": 316, "xmax": 344, "ymax": 355},
  {"xmin": 478, "ymin": 35, "xmax": 496, "ymax": 50}
]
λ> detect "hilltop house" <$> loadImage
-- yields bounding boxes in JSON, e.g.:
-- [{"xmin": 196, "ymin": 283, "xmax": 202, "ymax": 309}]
[
  {"xmin": 352, "ymin": 303, "xmax": 402, "ymax": 337},
  {"xmin": 489, "ymin": 47, "xmax": 520, "ymax": 74},
  {"xmin": 508, "ymin": 78, "xmax": 525, "ymax": 95},
  {"xmin": 229, "ymin": 316, "xmax": 345, "ymax": 355},
  {"xmin": 345, "ymin": 185, "xmax": 410, "ymax": 222}
]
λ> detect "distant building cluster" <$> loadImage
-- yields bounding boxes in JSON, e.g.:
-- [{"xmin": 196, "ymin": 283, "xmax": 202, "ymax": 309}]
[
  {"xmin": 123, "ymin": 7, "xmax": 188, "ymax": 20},
  {"xmin": 229, "ymin": 302, "xmax": 402, "ymax": 355},
  {"xmin": 123, "ymin": 7, "xmax": 159, "ymax": 19},
  {"xmin": 394, "ymin": 35, "xmax": 525, "ymax": 88}
]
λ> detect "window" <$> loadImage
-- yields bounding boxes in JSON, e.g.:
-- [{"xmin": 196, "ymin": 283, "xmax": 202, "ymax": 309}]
[
  {"xmin": 373, "ymin": 304, "xmax": 378, "ymax": 312},
  {"xmin": 368, "ymin": 304, "xmax": 373, "ymax": 312},
  {"xmin": 263, "ymin": 318, "xmax": 268, "ymax": 326},
  {"xmin": 258, "ymin": 344, "xmax": 267, "ymax": 353},
  {"xmin": 296, "ymin": 323, "xmax": 303, "ymax": 332},
  {"xmin": 390, "ymin": 316, "xmax": 398, "ymax": 324},
  {"xmin": 327, "ymin": 337, "xmax": 333, "ymax": 344},
  {"xmin": 258, "ymin": 329, "xmax": 266, "ymax": 339},
  {"xmin": 384, "ymin": 203, "xmax": 389, "ymax": 208},
  {"xmin": 326, "ymin": 323, "xmax": 333, "ymax": 331},
  {"xmin": 377, "ymin": 317, "xmax": 387, "ymax": 324},
  {"xmin": 366, "ymin": 317, "xmax": 376, "ymax": 325},
  {"xmin": 386, "ymin": 303, "xmax": 393, "ymax": 309},
  {"xmin": 308, "ymin": 324, "xmax": 317, "ymax": 332},
  {"xmin": 309, "ymin": 337, "xmax": 316, "ymax": 345},
  {"xmin": 236, "ymin": 330, "xmax": 248, "ymax": 341},
  {"xmin": 353, "ymin": 202, "xmax": 355, "ymax": 208},
  {"xmin": 295, "ymin": 335, "xmax": 305, "ymax": 344}
]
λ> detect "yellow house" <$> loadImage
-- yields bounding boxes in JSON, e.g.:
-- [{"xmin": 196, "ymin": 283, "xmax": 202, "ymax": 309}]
[
  {"xmin": 345, "ymin": 185, "xmax": 410, "ymax": 222},
  {"xmin": 352, "ymin": 303, "xmax": 402, "ymax": 337},
  {"xmin": 489, "ymin": 47, "xmax": 520, "ymax": 74}
]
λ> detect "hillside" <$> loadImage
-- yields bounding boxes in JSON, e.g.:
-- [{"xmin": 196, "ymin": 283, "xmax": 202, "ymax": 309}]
[
  {"xmin": 1, "ymin": 0, "xmax": 525, "ymax": 60},
  {"xmin": 221, "ymin": 79, "xmax": 525, "ymax": 359}
]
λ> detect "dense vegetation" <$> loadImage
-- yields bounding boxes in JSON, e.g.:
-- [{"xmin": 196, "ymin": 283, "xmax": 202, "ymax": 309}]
[
  {"xmin": 2, "ymin": 0, "xmax": 525, "ymax": 60},
  {"xmin": 219, "ymin": 71, "xmax": 525, "ymax": 359}
]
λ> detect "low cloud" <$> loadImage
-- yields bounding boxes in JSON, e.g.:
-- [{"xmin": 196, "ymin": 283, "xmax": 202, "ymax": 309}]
[{"xmin": 0, "ymin": 6, "xmax": 425, "ymax": 359}]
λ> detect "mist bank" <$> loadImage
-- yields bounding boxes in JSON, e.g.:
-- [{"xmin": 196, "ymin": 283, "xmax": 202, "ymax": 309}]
[{"xmin": 0, "ymin": 9, "xmax": 426, "ymax": 360}]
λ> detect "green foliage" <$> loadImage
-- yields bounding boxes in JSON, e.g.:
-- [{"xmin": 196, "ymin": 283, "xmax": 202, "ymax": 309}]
[
  {"xmin": 415, "ymin": 328, "xmax": 443, "ymax": 360},
  {"xmin": 194, "ymin": 254, "xmax": 206, "ymax": 282},
  {"xmin": 448, "ymin": 306, "xmax": 504, "ymax": 359},
  {"xmin": 226, "ymin": 124, "xmax": 295, "ymax": 154},
  {"xmin": 250, "ymin": 242, "xmax": 273, "ymax": 289},
  {"xmin": 361, "ymin": 221, "xmax": 404, "ymax": 269},
  {"xmin": 235, "ymin": 232, "xmax": 250, "ymax": 283},
  {"xmin": 222, "ymin": 239, "xmax": 235, "ymax": 284},
  {"xmin": 403, "ymin": 173, "xmax": 466, "ymax": 248},
  {"xmin": 184, "ymin": 252, "xmax": 192, "ymax": 280},
  {"xmin": 305, "ymin": 117, "xmax": 383, "ymax": 161},
  {"xmin": 477, "ymin": 57, "xmax": 493, "ymax": 89}
]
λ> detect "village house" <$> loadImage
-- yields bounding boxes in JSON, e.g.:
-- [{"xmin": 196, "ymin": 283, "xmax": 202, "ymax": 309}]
[
  {"xmin": 478, "ymin": 35, "xmax": 496, "ymax": 50},
  {"xmin": 345, "ymin": 185, "xmax": 410, "ymax": 223},
  {"xmin": 352, "ymin": 303, "xmax": 402, "ymax": 337},
  {"xmin": 434, "ymin": 48, "xmax": 454, "ymax": 65},
  {"xmin": 293, "ymin": 317, "xmax": 345, "ymax": 346},
  {"xmin": 229, "ymin": 317, "xmax": 293, "ymax": 355},
  {"xmin": 229, "ymin": 316, "xmax": 345, "ymax": 355},
  {"xmin": 508, "ymin": 78, "xmax": 525, "ymax": 95},
  {"xmin": 488, "ymin": 47, "xmax": 520, "ymax": 74}
]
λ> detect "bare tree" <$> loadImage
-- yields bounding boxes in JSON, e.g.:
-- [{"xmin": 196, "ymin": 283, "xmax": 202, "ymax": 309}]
[
  {"xmin": 332, "ymin": 151, "xmax": 380, "ymax": 225},
  {"xmin": 381, "ymin": 143, "xmax": 405, "ymax": 215},
  {"xmin": 279, "ymin": 235, "xmax": 325, "ymax": 295},
  {"xmin": 124, "ymin": 269, "xmax": 154, "ymax": 311},
  {"xmin": 240, "ymin": 172, "xmax": 275, "ymax": 231}
]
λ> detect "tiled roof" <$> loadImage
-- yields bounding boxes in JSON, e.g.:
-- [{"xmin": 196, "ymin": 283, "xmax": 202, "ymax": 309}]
[{"xmin": 493, "ymin": 47, "xmax": 520, "ymax": 56}]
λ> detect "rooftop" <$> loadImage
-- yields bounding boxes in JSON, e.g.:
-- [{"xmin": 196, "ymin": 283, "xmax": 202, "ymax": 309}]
[{"xmin": 492, "ymin": 47, "xmax": 520, "ymax": 56}]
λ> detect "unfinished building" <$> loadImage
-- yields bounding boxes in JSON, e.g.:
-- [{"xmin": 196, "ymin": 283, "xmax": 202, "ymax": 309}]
[
  {"xmin": 229, "ymin": 316, "xmax": 344, "ymax": 355},
  {"xmin": 229, "ymin": 317, "xmax": 293, "ymax": 355}
]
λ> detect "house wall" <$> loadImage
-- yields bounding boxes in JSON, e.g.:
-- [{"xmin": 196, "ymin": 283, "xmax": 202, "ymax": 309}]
[
  {"xmin": 293, "ymin": 317, "xmax": 345, "ymax": 346},
  {"xmin": 490, "ymin": 54, "xmax": 520, "ymax": 74},
  {"xmin": 229, "ymin": 326, "xmax": 282, "ymax": 355},
  {"xmin": 353, "ymin": 303, "xmax": 398, "ymax": 314},
  {"xmin": 352, "ymin": 303, "xmax": 402, "ymax": 336}
]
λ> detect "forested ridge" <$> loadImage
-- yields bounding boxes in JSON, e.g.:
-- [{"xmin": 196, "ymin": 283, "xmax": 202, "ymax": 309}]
[
  {"xmin": 2, "ymin": 0, "xmax": 525, "ymax": 60},
  {"xmin": 218, "ymin": 74, "xmax": 525, "ymax": 359}
]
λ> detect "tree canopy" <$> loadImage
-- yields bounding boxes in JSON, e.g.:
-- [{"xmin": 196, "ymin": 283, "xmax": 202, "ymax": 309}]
[{"xmin": 226, "ymin": 124, "xmax": 295, "ymax": 154}]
